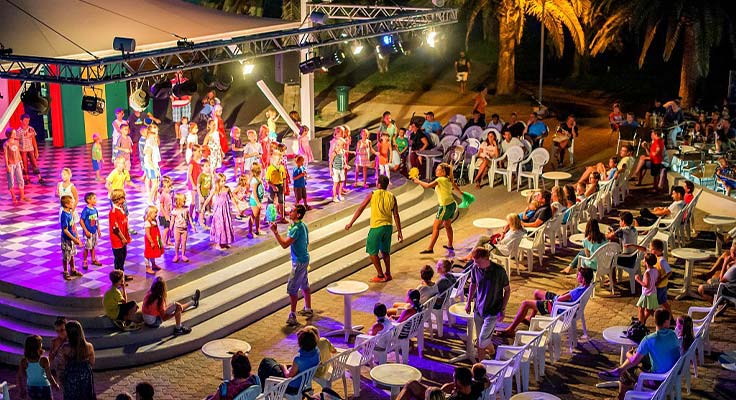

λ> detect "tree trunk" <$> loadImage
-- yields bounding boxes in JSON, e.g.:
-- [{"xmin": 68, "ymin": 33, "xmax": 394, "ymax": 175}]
[
  {"xmin": 496, "ymin": 0, "xmax": 521, "ymax": 95},
  {"xmin": 678, "ymin": 24, "xmax": 697, "ymax": 108},
  {"xmin": 572, "ymin": 50, "xmax": 591, "ymax": 79}
]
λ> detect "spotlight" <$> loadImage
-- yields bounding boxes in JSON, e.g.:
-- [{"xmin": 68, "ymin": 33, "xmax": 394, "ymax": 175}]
[
  {"xmin": 351, "ymin": 42, "xmax": 364, "ymax": 55},
  {"xmin": 112, "ymin": 37, "xmax": 136, "ymax": 53},
  {"xmin": 0, "ymin": 46, "xmax": 12, "ymax": 57},
  {"xmin": 381, "ymin": 35, "xmax": 394, "ymax": 46},
  {"xmin": 215, "ymin": 72, "xmax": 233, "ymax": 91},
  {"xmin": 299, "ymin": 51, "xmax": 345, "ymax": 74},
  {"xmin": 242, "ymin": 62, "xmax": 255, "ymax": 75},
  {"xmin": 309, "ymin": 11, "xmax": 328, "ymax": 25},
  {"xmin": 427, "ymin": 31, "xmax": 438, "ymax": 48},
  {"xmin": 376, "ymin": 39, "xmax": 403, "ymax": 59},
  {"xmin": 321, "ymin": 51, "xmax": 345, "ymax": 71},
  {"xmin": 81, "ymin": 95, "xmax": 105, "ymax": 115},
  {"xmin": 299, "ymin": 56, "xmax": 321, "ymax": 74},
  {"xmin": 177, "ymin": 39, "xmax": 194, "ymax": 48}
]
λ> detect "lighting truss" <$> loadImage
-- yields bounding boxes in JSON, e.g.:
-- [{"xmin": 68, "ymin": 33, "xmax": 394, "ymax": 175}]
[{"xmin": 0, "ymin": 6, "xmax": 457, "ymax": 86}]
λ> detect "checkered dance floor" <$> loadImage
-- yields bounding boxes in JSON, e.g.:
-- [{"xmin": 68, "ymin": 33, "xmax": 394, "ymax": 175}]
[{"xmin": 0, "ymin": 132, "xmax": 377, "ymax": 299}]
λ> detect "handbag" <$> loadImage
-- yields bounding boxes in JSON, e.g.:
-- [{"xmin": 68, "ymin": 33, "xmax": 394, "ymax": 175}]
[{"xmin": 624, "ymin": 317, "xmax": 650, "ymax": 343}]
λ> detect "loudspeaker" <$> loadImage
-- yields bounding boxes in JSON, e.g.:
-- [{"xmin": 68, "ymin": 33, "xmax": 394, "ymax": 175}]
[
  {"xmin": 81, "ymin": 95, "xmax": 105, "ymax": 115},
  {"xmin": 276, "ymin": 52, "xmax": 300, "ymax": 84}
]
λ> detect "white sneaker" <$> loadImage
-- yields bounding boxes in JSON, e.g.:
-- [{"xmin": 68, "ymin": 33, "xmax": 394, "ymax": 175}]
[{"xmin": 333, "ymin": 197, "xmax": 340, "ymax": 203}]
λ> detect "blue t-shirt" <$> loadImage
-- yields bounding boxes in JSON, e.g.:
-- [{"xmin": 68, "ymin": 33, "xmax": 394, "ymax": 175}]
[
  {"xmin": 288, "ymin": 220, "xmax": 310, "ymax": 264},
  {"xmin": 288, "ymin": 348, "xmax": 320, "ymax": 389},
  {"xmin": 582, "ymin": 239, "xmax": 608, "ymax": 270},
  {"xmin": 422, "ymin": 120, "xmax": 442, "ymax": 134},
  {"xmin": 606, "ymin": 168, "xmax": 617, "ymax": 181},
  {"xmin": 79, "ymin": 206, "xmax": 99, "ymax": 235},
  {"xmin": 60, "ymin": 210, "xmax": 76, "ymax": 241},
  {"xmin": 636, "ymin": 329, "xmax": 681, "ymax": 373},
  {"xmin": 527, "ymin": 121, "xmax": 547, "ymax": 138},
  {"xmin": 565, "ymin": 285, "xmax": 587, "ymax": 302},
  {"xmin": 293, "ymin": 166, "xmax": 307, "ymax": 189}
]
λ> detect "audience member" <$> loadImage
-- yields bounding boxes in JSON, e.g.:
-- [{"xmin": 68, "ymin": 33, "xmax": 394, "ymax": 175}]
[
  {"xmin": 636, "ymin": 253, "xmax": 660, "ymax": 325},
  {"xmin": 302, "ymin": 326, "xmax": 337, "ymax": 381},
  {"xmin": 466, "ymin": 247, "xmax": 510, "ymax": 359},
  {"xmin": 369, "ymin": 303, "xmax": 388, "ymax": 336},
  {"xmin": 698, "ymin": 247, "xmax": 736, "ymax": 305},
  {"xmin": 521, "ymin": 190, "xmax": 552, "ymax": 228},
  {"xmin": 433, "ymin": 259, "xmax": 457, "ymax": 310},
  {"xmin": 387, "ymin": 265, "xmax": 438, "ymax": 316},
  {"xmin": 258, "ymin": 328, "xmax": 320, "ymax": 396},
  {"xmin": 675, "ymin": 315, "xmax": 695, "ymax": 355},
  {"xmin": 524, "ymin": 113, "xmax": 548, "ymax": 149},
  {"xmin": 135, "ymin": 381, "xmax": 154, "ymax": 400},
  {"xmin": 562, "ymin": 219, "xmax": 608, "ymax": 274},
  {"xmin": 631, "ymin": 130, "xmax": 665, "ymax": 188},
  {"xmin": 422, "ymin": 111, "xmax": 442, "ymax": 135},
  {"xmin": 607, "ymin": 212, "xmax": 638, "ymax": 271},
  {"xmin": 635, "ymin": 186, "xmax": 685, "ymax": 226},
  {"xmin": 58, "ymin": 320, "xmax": 96, "ymax": 400},
  {"xmin": 103, "ymin": 270, "xmax": 139, "ymax": 329},
  {"xmin": 141, "ymin": 277, "xmax": 199, "ymax": 335},
  {"xmin": 397, "ymin": 366, "xmax": 480, "ymax": 400},
  {"xmin": 500, "ymin": 129, "xmax": 523, "ymax": 155}
]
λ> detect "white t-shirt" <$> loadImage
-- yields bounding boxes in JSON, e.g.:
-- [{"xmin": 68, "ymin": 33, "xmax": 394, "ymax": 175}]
[
  {"xmin": 668, "ymin": 200, "xmax": 685, "ymax": 215},
  {"xmin": 501, "ymin": 138, "xmax": 522, "ymax": 154}
]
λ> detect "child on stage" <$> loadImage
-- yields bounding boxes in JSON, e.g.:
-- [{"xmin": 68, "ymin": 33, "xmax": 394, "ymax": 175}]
[
  {"xmin": 197, "ymin": 159, "xmax": 214, "ymax": 228},
  {"xmin": 109, "ymin": 189, "xmax": 133, "ymax": 280},
  {"xmin": 293, "ymin": 155, "xmax": 310, "ymax": 210},
  {"xmin": 185, "ymin": 122, "xmax": 199, "ymax": 164},
  {"xmin": 258, "ymin": 125, "xmax": 271, "ymax": 168},
  {"xmin": 243, "ymin": 129, "xmax": 262, "ymax": 174},
  {"xmin": 298, "ymin": 125, "xmax": 314, "ymax": 166},
  {"xmin": 79, "ymin": 192, "xmax": 102, "ymax": 270},
  {"xmin": 376, "ymin": 133, "xmax": 392, "ymax": 180},
  {"xmin": 61, "ymin": 195, "xmax": 82, "ymax": 280},
  {"xmin": 266, "ymin": 154, "xmax": 288, "ymax": 223},
  {"xmin": 143, "ymin": 124, "xmax": 161, "ymax": 206},
  {"xmin": 56, "ymin": 167, "xmax": 79, "ymax": 221},
  {"xmin": 354, "ymin": 128, "xmax": 371, "ymax": 187},
  {"xmin": 231, "ymin": 126, "xmax": 245, "ymax": 178},
  {"xmin": 91, "ymin": 133, "xmax": 104, "ymax": 181},
  {"xmin": 330, "ymin": 138, "xmax": 348, "ymax": 203},
  {"xmin": 204, "ymin": 173, "xmax": 235, "ymax": 249},
  {"xmin": 4, "ymin": 128, "xmax": 28, "ymax": 203},
  {"xmin": 178, "ymin": 116, "xmax": 189, "ymax": 154},
  {"xmin": 171, "ymin": 193, "xmax": 194, "ymax": 262},
  {"xmin": 144, "ymin": 206, "xmax": 164, "ymax": 274},
  {"xmin": 115, "ymin": 123, "xmax": 133, "ymax": 172},
  {"xmin": 266, "ymin": 109, "xmax": 279, "ymax": 141},
  {"xmin": 233, "ymin": 174, "xmax": 251, "ymax": 220},
  {"xmin": 159, "ymin": 176, "xmax": 173, "ymax": 248},
  {"xmin": 187, "ymin": 145, "xmax": 202, "ymax": 223},
  {"xmin": 248, "ymin": 162, "xmax": 265, "ymax": 238}
]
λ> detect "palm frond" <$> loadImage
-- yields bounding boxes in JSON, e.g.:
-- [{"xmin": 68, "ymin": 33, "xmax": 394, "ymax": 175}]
[
  {"xmin": 662, "ymin": 15, "xmax": 682, "ymax": 62},
  {"xmin": 638, "ymin": 20, "xmax": 659, "ymax": 69},
  {"xmin": 589, "ymin": 7, "xmax": 631, "ymax": 56},
  {"xmin": 524, "ymin": 0, "xmax": 586, "ymax": 53},
  {"xmin": 543, "ymin": 18, "xmax": 566, "ymax": 57},
  {"xmin": 464, "ymin": 0, "xmax": 491, "ymax": 49}
]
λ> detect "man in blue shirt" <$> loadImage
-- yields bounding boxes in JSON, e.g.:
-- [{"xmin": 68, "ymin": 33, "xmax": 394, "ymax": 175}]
[
  {"xmin": 599, "ymin": 308, "xmax": 681, "ymax": 399},
  {"xmin": 271, "ymin": 205, "xmax": 312, "ymax": 326},
  {"xmin": 525, "ymin": 113, "xmax": 548, "ymax": 149},
  {"xmin": 422, "ymin": 111, "xmax": 442, "ymax": 135}
]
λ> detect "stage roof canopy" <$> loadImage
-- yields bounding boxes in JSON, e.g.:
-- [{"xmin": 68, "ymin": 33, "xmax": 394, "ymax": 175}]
[{"xmin": 0, "ymin": 0, "xmax": 299, "ymax": 60}]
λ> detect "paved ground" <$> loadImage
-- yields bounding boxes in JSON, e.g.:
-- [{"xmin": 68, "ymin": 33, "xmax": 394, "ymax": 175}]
[{"xmin": 2, "ymin": 91, "xmax": 735, "ymax": 399}]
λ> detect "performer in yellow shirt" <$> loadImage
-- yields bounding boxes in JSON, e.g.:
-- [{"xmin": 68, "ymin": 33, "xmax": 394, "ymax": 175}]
[{"xmin": 413, "ymin": 163, "xmax": 464, "ymax": 254}]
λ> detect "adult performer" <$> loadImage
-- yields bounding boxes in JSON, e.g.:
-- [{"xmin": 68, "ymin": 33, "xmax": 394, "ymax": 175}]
[{"xmin": 345, "ymin": 175, "xmax": 403, "ymax": 283}]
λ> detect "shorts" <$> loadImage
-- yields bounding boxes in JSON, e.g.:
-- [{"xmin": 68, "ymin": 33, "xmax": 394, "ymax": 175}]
[
  {"xmin": 294, "ymin": 186, "xmax": 307, "ymax": 202},
  {"xmin": 456, "ymin": 72, "xmax": 468, "ymax": 82},
  {"xmin": 172, "ymin": 103, "xmax": 192, "ymax": 122},
  {"xmin": 656, "ymin": 286, "xmax": 668, "ymax": 305},
  {"xmin": 535, "ymin": 291, "xmax": 557, "ymax": 315},
  {"xmin": 436, "ymin": 202, "xmax": 457, "ymax": 221},
  {"xmin": 27, "ymin": 385, "xmax": 52, "ymax": 400},
  {"xmin": 332, "ymin": 168, "xmax": 345, "ymax": 183},
  {"xmin": 84, "ymin": 233, "xmax": 98, "ymax": 250},
  {"xmin": 158, "ymin": 216, "xmax": 170, "ymax": 229},
  {"xmin": 269, "ymin": 184, "xmax": 285, "ymax": 204},
  {"xmin": 699, "ymin": 280, "xmax": 735, "ymax": 297},
  {"xmin": 144, "ymin": 167, "xmax": 160, "ymax": 180},
  {"xmin": 143, "ymin": 303, "xmax": 177, "ymax": 327},
  {"xmin": 61, "ymin": 240, "xmax": 77, "ymax": 263},
  {"xmin": 366, "ymin": 225, "xmax": 392, "ymax": 256},
  {"xmin": 473, "ymin": 311, "xmax": 497, "ymax": 349},
  {"xmin": 115, "ymin": 300, "xmax": 138, "ymax": 321},
  {"xmin": 7, "ymin": 163, "xmax": 24, "ymax": 189},
  {"xmin": 286, "ymin": 261, "xmax": 310, "ymax": 296},
  {"xmin": 92, "ymin": 159, "xmax": 101, "ymax": 171},
  {"xmin": 650, "ymin": 162, "xmax": 663, "ymax": 177}
]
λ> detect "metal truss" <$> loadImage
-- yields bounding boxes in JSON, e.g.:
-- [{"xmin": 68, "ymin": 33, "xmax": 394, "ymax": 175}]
[{"xmin": 0, "ymin": 6, "xmax": 457, "ymax": 86}]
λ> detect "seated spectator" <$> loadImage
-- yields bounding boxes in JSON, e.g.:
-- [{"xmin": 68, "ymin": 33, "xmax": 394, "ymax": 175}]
[
  {"xmin": 520, "ymin": 199, "xmax": 540, "ymax": 223},
  {"xmin": 574, "ymin": 181, "xmax": 586, "ymax": 202},
  {"xmin": 463, "ymin": 110, "xmax": 485, "ymax": 132},
  {"xmin": 607, "ymin": 212, "xmax": 638, "ymax": 272},
  {"xmin": 578, "ymin": 145, "xmax": 634, "ymax": 184},
  {"xmin": 521, "ymin": 190, "xmax": 552, "ymax": 228},
  {"xmin": 388, "ymin": 266, "xmax": 437, "ymax": 316},
  {"xmin": 460, "ymin": 214, "xmax": 526, "ymax": 263},
  {"xmin": 561, "ymin": 219, "xmax": 608, "ymax": 274},
  {"xmin": 135, "ymin": 382, "xmax": 155, "ymax": 400},
  {"xmin": 524, "ymin": 112, "xmax": 548, "ymax": 149},
  {"xmin": 141, "ymin": 277, "xmax": 200, "ymax": 335},
  {"xmin": 257, "ymin": 328, "xmax": 320, "ymax": 395},
  {"xmin": 471, "ymin": 363, "xmax": 490, "ymax": 392},
  {"xmin": 621, "ymin": 112, "xmax": 639, "ymax": 128},
  {"xmin": 422, "ymin": 111, "xmax": 442, "ymax": 136},
  {"xmin": 631, "ymin": 130, "xmax": 665, "ymax": 187},
  {"xmin": 434, "ymin": 259, "xmax": 457, "ymax": 309},
  {"xmin": 474, "ymin": 131, "xmax": 500, "ymax": 188},
  {"xmin": 550, "ymin": 186, "xmax": 567, "ymax": 216},
  {"xmin": 486, "ymin": 114, "xmax": 503, "ymax": 133},
  {"xmin": 500, "ymin": 129, "xmax": 523, "ymax": 155},
  {"xmin": 504, "ymin": 112, "xmax": 525, "ymax": 138},
  {"xmin": 598, "ymin": 309, "xmax": 680, "ymax": 400},
  {"xmin": 390, "ymin": 289, "xmax": 423, "ymax": 327},
  {"xmin": 205, "ymin": 352, "xmax": 259, "ymax": 400},
  {"xmin": 583, "ymin": 172, "xmax": 601, "ymax": 198},
  {"xmin": 682, "ymin": 180, "xmax": 695, "ymax": 204},
  {"xmin": 396, "ymin": 366, "xmax": 480, "ymax": 400},
  {"xmin": 563, "ymin": 184, "xmax": 577, "ymax": 208},
  {"xmin": 698, "ymin": 248, "xmax": 736, "ymax": 304},
  {"xmin": 497, "ymin": 267, "xmax": 593, "ymax": 337},
  {"xmin": 302, "ymin": 326, "xmax": 337, "ymax": 381},
  {"xmin": 698, "ymin": 241, "xmax": 736, "ymax": 282},
  {"xmin": 609, "ymin": 103, "xmax": 624, "ymax": 131},
  {"xmin": 716, "ymin": 156, "xmax": 736, "ymax": 196},
  {"xmin": 102, "ymin": 270, "xmax": 139, "ymax": 330},
  {"xmin": 368, "ymin": 303, "xmax": 388, "ymax": 336},
  {"xmin": 675, "ymin": 315, "xmax": 695, "ymax": 355},
  {"xmin": 635, "ymin": 186, "xmax": 685, "ymax": 227}
]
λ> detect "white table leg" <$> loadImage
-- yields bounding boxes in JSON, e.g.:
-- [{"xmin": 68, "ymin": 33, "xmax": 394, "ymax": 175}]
[
  {"xmin": 619, "ymin": 345, "xmax": 626, "ymax": 364},
  {"xmin": 324, "ymin": 294, "xmax": 364, "ymax": 340},
  {"xmin": 449, "ymin": 318, "xmax": 475, "ymax": 363},
  {"xmin": 222, "ymin": 359, "xmax": 231, "ymax": 380},
  {"xmin": 675, "ymin": 260, "xmax": 703, "ymax": 300},
  {"xmin": 425, "ymin": 159, "xmax": 432, "ymax": 180},
  {"xmin": 716, "ymin": 227, "xmax": 723, "ymax": 255},
  {"xmin": 390, "ymin": 385, "xmax": 400, "ymax": 400}
]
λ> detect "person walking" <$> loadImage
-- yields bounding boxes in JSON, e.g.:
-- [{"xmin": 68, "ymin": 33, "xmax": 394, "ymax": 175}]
[{"xmin": 345, "ymin": 175, "xmax": 403, "ymax": 283}]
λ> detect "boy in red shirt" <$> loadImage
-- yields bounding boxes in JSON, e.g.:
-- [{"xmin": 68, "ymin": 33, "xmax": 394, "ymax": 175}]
[{"xmin": 109, "ymin": 189, "xmax": 133, "ymax": 280}]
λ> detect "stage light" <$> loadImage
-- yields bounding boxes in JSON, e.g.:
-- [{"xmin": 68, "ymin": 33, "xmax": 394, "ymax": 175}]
[
  {"xmin": 299, "ymin": 56, "xmax": 321, "ymax": 74},
  {"xmin": 112, "ymin": 37, "xmax": 136, "ymax": 53},
  {"xmin": 215, "ymin": 72, "xmax": 234, "ymax": 91},
  {"xmin": 432, "ymin": 0, "xmax": 445, "ymax": 6},
  {"xmin": 81, "ymin": 95, "xmax": 105, "ymax": 115},
  {"xmin": 309, "ymin": 11, "xmax": 328, "ymax": 25},
  {"xmin": 381, "ymin": 35, "xmax": 394, "ymax": 46},
  {"xmin": 242, "ymin": 62, "xmax": 255, "ymax": 75},
  {"xmin": 150, "ymin": 76, "xmax": 172, "ymax": 100},
  {"xmin": 351, "ymin": 42, "xmax": 364, "ymax": 55},
  {"xmin": 172, "ymin": 79, "xmax": 198, "ymax": 97},
  {"xmin": 427, "ymin": 31, "xmax": 438, "ymax": 48},
  {"xmin": 299, "ymin": 51, "xmax": 344, "ymax": 74},
  {"xmin": 321, "ymin": 51, "xmax": 345, "ymax": 71},
  {"xmin": 177, "ymin": 39, "xmax": 194, "ymax": 48},
  {"xmin": 377, "ymin": 38, "xmax": 403, "ymax": 59}
]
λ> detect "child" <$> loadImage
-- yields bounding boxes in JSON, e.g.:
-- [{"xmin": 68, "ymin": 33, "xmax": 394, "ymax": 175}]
[
  {"xmin": 48, "ymin": 317, "xmax": 66, "ymax": 380},
  {"xmin": 185, "ymin": 122, "xmax": 199, "ymax": 164},
  {"xmin": 394, "ymin": 127, "xmax": 409, "ymax": 174},
  {"xmin": 142, "ymin": 277, "xmax": 199, "ymax": 335},
  {"xmin": 143, "ymin": 124, "xmax": 161, "ymax": 206},
  {"xmin": 111, "ymin": 108, "xmax": 126, "ymax": 162},
  {"xmin": 17, "ymin": 335, "xmax": 58, "ymax": 400},
  {"xmin": 60, "ymin": 195, "xmax": 82, "ymax": 280},
  {"xmin": 214, "ymin": 105, "xmax": 229, "ymax": 155},
  {"xmin": 109, "ymin": 189, "xmax": 132, "ymax": 279},
  {"xmin": 292, "ymin": 155, "xmax": 310, "ymax": 210},
  {"xmin": 231, "ymin": 126, "xmax": 245, "ymax": 178},
  {"xmin": 248, "ymin": 162, "xmax": 266, "ymax": 238},
  {"xmin": 4, "ymin": 128, "xmax": 28, "ymax": 203},
  {"xmin": 102, "ymin": 270, "xmax": 139, "ymax": 328},
  {"xmin": 413, "ymin": 163, "xmax": 465, "ymax": 254},
  {"xmin": 388, "ymin": 265, "xmax": 437, "ymax": 316},
  {"xmin": 258, "ymin": 125, "xmax": 271, "ymax": 168},
  {"xmin": 170, "ymin": 193, "xmax": 193, "ymax": 262},
  {"xmin": 197, "ymin": 159, "xmax": 213, "ymax": 228},
  {"xmin": 354, "ymin": 128, "xmax": 371, "ymax": 187},
  {"xmin": 187, "ymin": 145, "xmax": 202, "ymax": 221},
  {"xmin": 79, "ymin": 192, "xmax": 102, "ymax": 270},
  {"xmin": 390, "ymin": 289, "xmax": 422, "ymax": 335},
  {"xmin": 178, "ymin": 116, "xmax": 189, "ymax": 154},
  {"xmin": 519, "ymin": 200, "xmax": 540, "ymax": 222},
  {"xmin": 159, "ymin": 176, "xmax": 173, "ymax": 247},
  {"xmin": 302, "ymin": 325, "xmax": 337, "ymax": 381},
  {"xmin": 330, "ymin": 138, "xmax": 348, "ymax": 203},
  {"xmin": 137, "ymin": 125, "xmax": 149, "ymax": 180},
  {"xmin": 368, "ymin": 303, "xmax": 388, "ymax": 336},
  {"xmin": 341, "ymin": 126, "xmax": 352, "ymax": 190},
  {"xmin": 105, "ymin": 157, "xmax": 137, "ymax": 212},
  {"xmin": 636, "ymin": 253, "xmax": 660, "ymax": 325},
  {"xmin": 204, "ymin": 173, "xmax": 235, "ymax": 249},
  {"xmin": 266, "ymin": 109, "xmax": 279, "ymax": 141},
  {"xmin": 56, "ymin": 167, "xmax": 79, "ymax": 219},
  {"xmin": 277, "ymin": 143, "xmax": 291, "ymax": 197},
  {"xmin": 376, "ymin": 133, "xmax": 392, "ymax": 180},
  {"xmin": 115, "ymin": 123, "xmax": 133, "ymax": 171},
  {"xmin": 144, "ymin": 206, "xmax": 164, "ymax": 274},
  {"xmin": 91, "ymin": 133, "xmax": 104, "ymax": 181},
  {"xmin": 608, "ymin": 211, "xmax": 638, "ymax": 274},
  {"xmin": 266, "ymin": 154, "xmax": 287, "ymax": 223},
  {"xmin": 297, "ymin": 125, "xmax": 314, "ymax": 165},
  {"xmin": 232, "ymin": 174, "xmax": 252, "ymax": 220},
  {"xmin": 676, "ymin": 315, "xmax": 695, "ymax": 354},
  {"xmin": 243, "ymin": 129, "xmax": 262, "ymax": 173},
  {"xmin": 575, "ymin": 181, "xmax": 586, "ymax": 202}
]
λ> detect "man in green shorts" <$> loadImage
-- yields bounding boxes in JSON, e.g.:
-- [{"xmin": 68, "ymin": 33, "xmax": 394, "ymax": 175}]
[{"xmin": 345, "ymin": 175, "xmax": 403, "ymax": 282}]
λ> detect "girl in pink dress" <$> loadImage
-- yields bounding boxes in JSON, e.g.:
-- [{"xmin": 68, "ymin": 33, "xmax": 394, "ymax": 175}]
[
  {"xmin": 204, "ymin": 173, "xmax": 235, "ymax": 249},
  {"xmin": 258, "ymin": 125, "xmax": 271, "ymax": 168},
  {"xmin": 298, "ymin": 125, "xmax": 314, "ymax": 165},
  {"xmin": 144, "ymin": 206, "xmax": 164, "ymax": 274},
  {"xmin": 354, "ymin": 128, "xmax": 372, "ymax": 187}
]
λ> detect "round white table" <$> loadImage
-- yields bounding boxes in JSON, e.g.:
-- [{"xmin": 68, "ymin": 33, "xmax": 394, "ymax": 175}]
[
  {"xmin": 703, "ymin": 215, "xmax": 736, "ymax": 255},
  {"xmin": 324, "ymin": 280, "xmax": 369, "ymax": 341},
  {"xmin": 370, "ymin": 363, "xmax": 422, "ymax": 399},
  {"xmin": 542, "ymin": 171, "xmax": 572, "ymax": 188},
  {"xmin": 415, "ymin": 149, "xmax": 443, "ymax": 179},
  {"xmin": 577, "ymin": 222, "xmax": 611, "ymax": 233},
  {"xmin": 448, "ymin": 302, "xmax": 476, "ymax": 363},
  {"xmin": 473, "ymin": 218, "xmax": 507, "ymax": 234},
  {"xmin": 201, "ymin": 338, "xmax": 252, "ymax": 380},
  {"xmin": 596, "ymin": 326, "xmax": 638, "ymax": 388},
  {"xmin": 520, "ymin": 188, "xmax": 542, "ymax": 198},
  {"xmin": 510, "ymin": 392, "xmax": 561, "ymax": 400},
  {"xmin": 670, "ymin": 248, "xmax": 711, "ymax": 300},
  {"xmin": 568, "ymin": 233, "xmax": 585, "ymax": 247}
]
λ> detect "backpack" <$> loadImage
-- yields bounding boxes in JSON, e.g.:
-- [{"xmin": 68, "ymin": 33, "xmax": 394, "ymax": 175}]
[{"xmin": 625, "ymin": 317, "xmax": 650, "ymax": 343}]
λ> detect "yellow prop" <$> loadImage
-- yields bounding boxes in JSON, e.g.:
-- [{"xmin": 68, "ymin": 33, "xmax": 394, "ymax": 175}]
[{"xmin": 408, "ymin": 167, "xmax": 420, "ymax": 180}]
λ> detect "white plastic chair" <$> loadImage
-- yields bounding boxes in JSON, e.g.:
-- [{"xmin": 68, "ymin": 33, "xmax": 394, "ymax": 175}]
[
  {"xmin": 530, "ymin": 304, "xmax": 579, "ymax": 363},
  {"xmin": 427, "ymin": 286, "xmax": 454, "ymax": 338},
  {"xmin": 367, "ymin": 326, "xmax": 400, "ymax": 365},
  {"xmin": 559, "ymin": 203, "xmax": 580, "ymax": 246},
  {"xmin": 480, "ymin": 361, "xmax": 510, "ymax": 400},
  {"xmin": 345, "ymin": 334, "xmax": 380, "ymax": 397},
  {"xmin": 482, "ymin": 127, "xmax": 501, "ymax": 143},
  {"xmin": 514, "ymin": 313, "xmax": 560, "ymax": 382},
  {"xmin": 466, "ymin": 139, "xmax": 482, "ymax": 183},
  {"xmin": 490, "ymin": 235, "xmax": 524, "ymax": 277},
  {"xmin": 429, "ymin": 132, "xmax": 440, "ymax": 148},
  {"xmin": 550, "ymin": 283, "xmax": 596, "ymax": 343},
  {"xmin": 265, "ymin": 365, "xmax": 318, "ymax": 400},
  {"xmin": 394, "ymin": 311, "xmax": 426, "ymax": 363},
  {"xmin": 615, "ymin": 227, "xmax": 657, "ymax": 294},
  {"xmin": 624, "ymin": 346, "xmax": 690, "ymax": 400},
  {"xmin": 481, "ymin": 342, "xmax": 527, "ymax": 399},
  {"xmin": 544, "ymin": 215, "xmax": 563, "ymax": 255},
  {"xmin": 578, "ymin": 242, "xmax": 620, "ymax": 296},
  {"xmin": 443, "ymin": 123, "xmax": 463, "ymax": 137},
  {"xmin": 314, "ymin": 350, "xmax": 352, "ymax": 398},
  {"xmin": 490, "ymin": 146, "xmax": 524, "ymax": 192},
  {"xmin": 491, "ymin": 332, "xmax": 542, "ymax": 393},
  {"xmin": 258, "ymin": 374, "xmax": 290, "ymax": 400},
  {"xmin": 463, "ymin": 125, "xmax": 483, "ymax": 140},
  {"xmin": 449, "ymin": 114, "xmax": 467, "ymax": 127},
  {"xmin": 0, "ymin": 382, "xmax": 8, "ymax": 400},
  {"xmin": 518, "ymin": 223, "xmax": 547, "ymax": 273},
  {"xmin": 517, "ymin": 148, "xmax": 550, "ymax": 191}
]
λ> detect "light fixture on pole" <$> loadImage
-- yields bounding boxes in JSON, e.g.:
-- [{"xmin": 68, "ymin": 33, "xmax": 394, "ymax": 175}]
[
  {"xmin": 112, "ymin": 37, "xmax": 135, "ymax": 58},
  {"xmin": 298, "ymin": 51, "xmax": 345, "ymax": 74},
  {"xmin": 427, "ymin": 31, "xmax": 438, "ymax": 48},
  {"xmin": 242, "ymin": 62, "xmax": 255, "ymax": 75},
  {"xmin": 309, "ymin": 11, "xmax": 328, "ymax": 25}
]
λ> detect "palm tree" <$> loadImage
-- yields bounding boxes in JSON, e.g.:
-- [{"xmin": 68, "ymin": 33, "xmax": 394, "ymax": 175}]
[
  {"xmin": 570, "ymin": 0, "xmax": 629, "ymax": 78},
  {"xmin": 591, "ymin": 0, "xmax": 732, "ymax": 107},
  {"xmin": 464, "ymin": 0, "xmax": 585, "ymax": 94}
]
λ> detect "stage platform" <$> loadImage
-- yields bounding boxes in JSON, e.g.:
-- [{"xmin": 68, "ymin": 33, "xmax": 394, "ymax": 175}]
[{"xmin": 0, "ymin": 132, "xmax": 443, "ymax": 368}]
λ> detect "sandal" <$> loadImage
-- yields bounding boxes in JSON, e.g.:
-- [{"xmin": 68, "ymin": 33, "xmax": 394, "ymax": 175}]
[
  {"xmin": 370, "ymin": 275, "xmax": 387, "ymax": 283},
  {"xmin": 91, "ymin": 260, "xmax": 102, "ymax": 266},
  {"xmin": 71, "ymin": 270, "xmax": 83, "ymax": 277},
  {"xmin": 63, "ymin": 272, "xmax": 72, "ymax": 281},
  {"xmin": 419, "ymin": 249, "xmax": 433, "ymax": 254},
  {"xmin": 443, "ymin": 245, "xmax": 455, "ymax": 251},
  {"xmin": 182, "ymin": 256, "xmax": 190, "ymax": 262},
  {"xmin": 598, "ymin": 370, "xmax": 620, "ymax": 381},
  {"xmin": 82, "ymin": 263, "xmax": 89, "ymax": 271}
]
